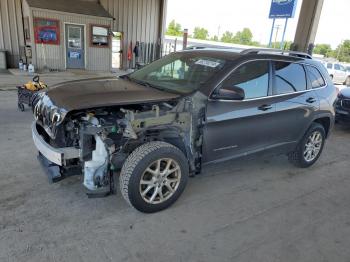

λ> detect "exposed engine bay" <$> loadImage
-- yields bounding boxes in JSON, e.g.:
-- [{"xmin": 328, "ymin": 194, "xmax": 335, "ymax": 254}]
[{"xmin": 33, "ymin": 92, "xmax": 206, "ymax": 196}]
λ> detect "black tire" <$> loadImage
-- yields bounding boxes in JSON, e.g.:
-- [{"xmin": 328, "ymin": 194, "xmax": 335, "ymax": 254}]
[
  {"xmin": 288, "ymin": 123, "xmax": 326, "ymax": 168},
  {"xmin": 120, "ymin": 141, "xmax": 189, "ymax": 213}
]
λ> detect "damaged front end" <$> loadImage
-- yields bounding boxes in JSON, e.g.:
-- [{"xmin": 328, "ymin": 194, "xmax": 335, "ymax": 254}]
[{"xmin": 32, "ymin": 91, "xmax": 207, "ymax": 197}]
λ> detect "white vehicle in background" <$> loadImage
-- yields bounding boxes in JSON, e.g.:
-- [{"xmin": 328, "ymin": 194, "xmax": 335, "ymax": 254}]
[
  {"xmin": 325, "ymin": 62, "xmax": 350, "ymax": 85},
  {"xmin": 343, "ymin": 63, "xmax": 350, "ymax": 75}
]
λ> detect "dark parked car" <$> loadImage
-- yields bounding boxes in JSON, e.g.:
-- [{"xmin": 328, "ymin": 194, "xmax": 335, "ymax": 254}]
[
  {"xmin": 335, "ymin": 87, "xmax": 350, "ymax": 123},
  {"xmin": 32, "ymin": 48, "xmax": 337, "ymax": 213}
]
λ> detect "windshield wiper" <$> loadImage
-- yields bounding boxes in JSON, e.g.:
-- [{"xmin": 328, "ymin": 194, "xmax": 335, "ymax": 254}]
[{"xmin": 120, "ymin": 75, "xmax": 181, "ymax": 94}]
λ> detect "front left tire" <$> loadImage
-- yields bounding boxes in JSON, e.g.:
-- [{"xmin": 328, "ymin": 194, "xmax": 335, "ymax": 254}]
[{"xmin": 119, "ymin": 141, "xmax": 189, "ymax": 213}]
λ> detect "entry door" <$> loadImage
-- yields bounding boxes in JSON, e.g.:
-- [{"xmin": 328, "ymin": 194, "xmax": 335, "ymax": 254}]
[
  {"xmin": 112, "ymin": 32, "xmax": 123, "ymax": 70},
  {"xmin": 66, "ymin": 24, "xmax": 85, "ymax": 69}
]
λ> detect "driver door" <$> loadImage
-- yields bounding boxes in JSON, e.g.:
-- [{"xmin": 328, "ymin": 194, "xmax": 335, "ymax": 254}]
[{"xmin": 202, "ymin": 60, "xmax": 277, "ymax": 163}]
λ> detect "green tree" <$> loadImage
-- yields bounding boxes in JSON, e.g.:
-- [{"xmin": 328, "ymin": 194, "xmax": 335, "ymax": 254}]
[
  {"xmin": 270, "ymin": 41, "xmax": 293, "ymax": 50},
  {"xmin": 166, "ymin": 20, "xmax": 182, "ymax": 36},
  {"xmin": 313, "ymin": 44, "xmax": 332, "ymax": 57},
  {"xmin": 193, "ymin": 27, "xmax": 209, "ymax": 40},
  {"xmin": 233, "ymin": 28, "xmax": 253, "ymax": 45},
  {"xmin": 335, "ymin": 40, "xmax": 350, "ymax": 62},
  {"xmin": 210, "ymin": 35, "xmax": 219, "ymax": 42},
  {"xmin": 221, "ymin": 31, "xmax": 234, "ymax": 43}
]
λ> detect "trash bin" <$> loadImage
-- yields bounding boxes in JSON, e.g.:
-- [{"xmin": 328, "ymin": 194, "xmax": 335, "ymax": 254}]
[{"xmin": 0, "ymin": 50, "xmax": 7, "ymax": 70}]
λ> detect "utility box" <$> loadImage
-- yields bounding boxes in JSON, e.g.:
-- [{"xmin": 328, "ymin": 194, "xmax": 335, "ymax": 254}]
[{"xmin": 0, "ymin": 50, "xmax": 7, "ymax": 70}]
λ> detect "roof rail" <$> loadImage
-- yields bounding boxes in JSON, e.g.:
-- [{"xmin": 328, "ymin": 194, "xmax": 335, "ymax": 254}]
[{"xmin": 240, "ymin": 48, "xmax": 313, "ymax": 59}]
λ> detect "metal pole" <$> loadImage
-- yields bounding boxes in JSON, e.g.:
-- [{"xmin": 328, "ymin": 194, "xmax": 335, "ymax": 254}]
[
  {"xmin": 183, "ymin": 29, "xmax": 188, "ymax": 50},
  {"xmin": 274, "ymin": 25, "xmax": 281, "ymax": 48},
  {"xmin": 280, "ymin": 18, "xmax": 289, "ymax": 50},
  {"xmin": 268, "ymin": 18, "xmax": 276, "ymax": 48}
]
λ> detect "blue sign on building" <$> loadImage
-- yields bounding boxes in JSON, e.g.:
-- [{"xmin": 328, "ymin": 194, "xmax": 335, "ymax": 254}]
[{"xmin": 269, "ymin": 0, "xmax": 298, "ymax": 18}]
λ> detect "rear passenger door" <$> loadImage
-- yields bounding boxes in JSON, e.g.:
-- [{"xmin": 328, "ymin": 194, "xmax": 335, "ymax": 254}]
[{"xmin": 270, "ymin": 61, "xmax": 320, "ymax": 147}]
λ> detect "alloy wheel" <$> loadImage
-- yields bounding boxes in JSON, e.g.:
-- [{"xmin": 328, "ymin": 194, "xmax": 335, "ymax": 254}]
[
  {"xmin": 303, "ymin": 131, "xmax": 323, "ymax": 162},
  {"xmin": 139, "ymin": 158, "xmax": 181, "ymax": 204}
]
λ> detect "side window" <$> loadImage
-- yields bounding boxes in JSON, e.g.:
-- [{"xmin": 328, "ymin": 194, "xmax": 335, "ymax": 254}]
[
  {"xmin": 274, "ymin": 61, "xmax": 307, "ymax": 95},
  {"xmin": 334, "ymin": 64, "xmax": 340, "ymax": 70},
  {"xmin": 221, "ymin": 60, "xmax": 269, "ymax": 99},
  {"xmin": 306, "ymin": 65, "xmax": 325, "ymax": 89},
  {"xmin": 327, "ymin": 63, "xmax": 332, "ymax": 69}
]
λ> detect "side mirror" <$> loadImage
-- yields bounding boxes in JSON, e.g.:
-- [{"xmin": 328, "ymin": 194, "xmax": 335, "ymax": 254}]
[{"xmin": 212, "ymin": 86, "xmax": 245, "ymax": 100}]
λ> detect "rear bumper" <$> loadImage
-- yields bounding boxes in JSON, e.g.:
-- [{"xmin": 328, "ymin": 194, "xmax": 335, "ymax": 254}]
[{"xmin": 31, "ymin": 122, "xmax": 80, "ymax": 166}]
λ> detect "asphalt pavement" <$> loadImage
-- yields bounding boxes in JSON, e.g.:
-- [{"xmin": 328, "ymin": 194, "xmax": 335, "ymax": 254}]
[{"xmin": 0, "ymin": 90, "xmax": 350, "ymax": 262}]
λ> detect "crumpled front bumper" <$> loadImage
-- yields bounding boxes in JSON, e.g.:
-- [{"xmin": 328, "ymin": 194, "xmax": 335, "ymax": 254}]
[{"xmin": 32, "ymin": 122, "xmax": 80, "ymax": 166}]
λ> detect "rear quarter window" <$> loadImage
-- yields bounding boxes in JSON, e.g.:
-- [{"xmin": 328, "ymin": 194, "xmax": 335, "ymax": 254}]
[{"xmin": 305, "ymin": 65, "xmax": 326, "ymax": 89}]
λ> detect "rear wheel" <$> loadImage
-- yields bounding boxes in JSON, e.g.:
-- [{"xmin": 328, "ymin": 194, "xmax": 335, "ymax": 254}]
[
  {"xmin": 288, "ymin": 123, "xmax": 326, "ymax": 168},
  {"xmin": 120, "ymin": 141, "xmax": 189, "ymax": 213}
]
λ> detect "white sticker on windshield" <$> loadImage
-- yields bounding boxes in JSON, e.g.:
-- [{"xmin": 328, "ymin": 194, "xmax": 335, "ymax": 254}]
[{"xmin": 195, "ymin": 59, "xmax": 221, "ymax": 68}]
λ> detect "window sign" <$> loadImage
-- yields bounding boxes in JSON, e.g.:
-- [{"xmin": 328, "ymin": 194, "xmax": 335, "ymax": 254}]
[
  {"xmin": 93, "ymin": 26, "xmax": 108, "ymax": 36},
  {"xmin": 91, "ymin": 25, "xmax": 110, "ymax": 47},
  {"xmin": 69, "ymin": 51, "xmax": 81, "ymax": 59},
  {"xmin": 34, "ymin": 18, "xmax": 60, "ymax": 45}
]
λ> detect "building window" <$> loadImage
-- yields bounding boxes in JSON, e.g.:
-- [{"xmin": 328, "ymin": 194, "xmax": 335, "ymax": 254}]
[
  {"xmin": 34, "ymin": 18, "xmax": 60, "ymax": 45},
  {"xmin": 68, "ymin": 26, "xmax": 82, "ymax": 49},
  {"xmin": 91, "ymin": 25, "xmax": 110, "ymax": 47}
]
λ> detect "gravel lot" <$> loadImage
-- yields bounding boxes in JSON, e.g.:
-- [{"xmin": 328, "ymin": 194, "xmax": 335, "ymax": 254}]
[{"xmin": 1, "ymin": 90, "xmax": 350, "ymax": 262}]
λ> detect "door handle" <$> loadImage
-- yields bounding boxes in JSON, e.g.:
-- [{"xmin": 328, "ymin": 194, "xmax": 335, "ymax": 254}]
[
  {"xmin": 306, "ymin": 97, "xmax": 317, "ymax": 103},
  {"xmin": 258, "ymin": 104, "xmax": 273, "ymax": 111}
]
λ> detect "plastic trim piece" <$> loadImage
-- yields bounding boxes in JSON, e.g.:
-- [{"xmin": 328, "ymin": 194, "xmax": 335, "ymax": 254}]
[{"xmin": 32, "ymin": 122, "xmax": 80, "ymax": 166}]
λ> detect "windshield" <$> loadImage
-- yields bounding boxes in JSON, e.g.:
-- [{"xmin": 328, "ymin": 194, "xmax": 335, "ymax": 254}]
[{"xmin": 128, "ymin": 53, "xmax": 227, "ymax": 94}]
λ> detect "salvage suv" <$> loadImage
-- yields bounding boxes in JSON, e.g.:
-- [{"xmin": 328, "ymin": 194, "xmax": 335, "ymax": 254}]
[{"xmin": 32, "ymin": 48, "xmax": 337, "ymax": 213}]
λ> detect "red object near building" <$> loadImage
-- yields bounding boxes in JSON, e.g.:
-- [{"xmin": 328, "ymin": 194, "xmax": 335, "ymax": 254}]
[
  {"xmin": 34, "ymin": 18, "xmax": 60, "ymax": 45},
  {"xmin": 127, "ymin": 41, "xmax": 133, "ymax": 61}
]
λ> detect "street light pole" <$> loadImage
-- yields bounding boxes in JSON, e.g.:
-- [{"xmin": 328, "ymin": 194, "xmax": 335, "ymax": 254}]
[{"xmin": 274, "ymin": 25, "xmax": 281, "ymax": 49}]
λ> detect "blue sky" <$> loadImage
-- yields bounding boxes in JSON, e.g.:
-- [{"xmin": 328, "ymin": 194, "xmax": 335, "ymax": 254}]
[{"xmin": 166, "ymin": 0, "xmax": 348, "ymax": 48}]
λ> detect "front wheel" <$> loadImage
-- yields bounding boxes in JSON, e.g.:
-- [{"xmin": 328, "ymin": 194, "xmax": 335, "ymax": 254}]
[
  {"xmin": 120, "ymin": 141, "xmax": 189, "ymax": 213},
  {"xmin": 288, "ymin": 123, "xmax": 326, "ymax": 168}
]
